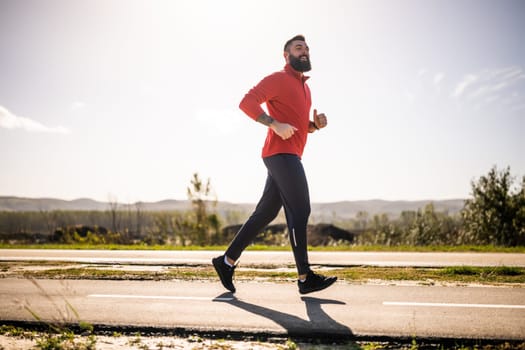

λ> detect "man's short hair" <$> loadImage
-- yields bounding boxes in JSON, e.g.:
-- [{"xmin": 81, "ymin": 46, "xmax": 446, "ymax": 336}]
[{"xmin": 284, "ymin": 35, "xmax": 306, "ymax": 52}]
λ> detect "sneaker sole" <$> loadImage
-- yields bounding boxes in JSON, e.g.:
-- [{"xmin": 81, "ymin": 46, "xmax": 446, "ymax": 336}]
[{"xmin": 212, "ymin": 257, "xmax": 236, "ymax": 293}]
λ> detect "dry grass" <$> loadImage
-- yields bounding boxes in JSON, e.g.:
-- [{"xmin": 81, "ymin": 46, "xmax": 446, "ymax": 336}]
[{"xmin": 3, "ymin": 262, "xmax": 524, "ymax": 285}]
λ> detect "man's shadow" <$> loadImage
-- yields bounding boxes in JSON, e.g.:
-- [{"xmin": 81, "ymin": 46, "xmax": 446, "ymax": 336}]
[{"xmin": 213, "ymin": 292, "xmax": 353, "ymax": 340}]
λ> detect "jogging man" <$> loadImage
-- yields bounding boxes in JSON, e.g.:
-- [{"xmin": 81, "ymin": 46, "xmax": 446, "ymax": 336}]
[{"xmin": 213, "ymin": 35, "xmax": 337, "ymax": 295}]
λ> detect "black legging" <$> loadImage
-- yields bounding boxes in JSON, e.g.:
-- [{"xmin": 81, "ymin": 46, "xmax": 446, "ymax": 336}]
[{"xmin": 225, "ymin": 153, "xmax": 311, "ymax": 275}]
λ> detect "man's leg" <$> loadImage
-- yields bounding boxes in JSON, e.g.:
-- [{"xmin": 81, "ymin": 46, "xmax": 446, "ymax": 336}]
[
  {"xmin": 263, "ymin": 154, "xmax": 311, "ymax": 276},
  {"xmin": 263, "ymin": 154, "xmax": 337, "ymax": 294},
  {"xmin": 225, "ymin": 174, "xmax": 283, "ymax": 262},
  {"xmin": 213, "ymin": 172, "xmax": 282, "ymax": 293}
]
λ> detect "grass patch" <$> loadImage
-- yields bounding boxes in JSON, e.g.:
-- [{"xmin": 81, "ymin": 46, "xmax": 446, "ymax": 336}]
[
  {"xmin": 23, "ymin": 268, "xmax": 166, "ymax": 280},
  {"xmin": 0, "ymin": 325, "xmax": 35, "ymax": 339},
  {"xmin": 16, "ymin": 265, "xmax": 525, "ymax": 285},
  {"xmin": 443, "ymin": 266, "xmax": 524, "ymax": 280}
]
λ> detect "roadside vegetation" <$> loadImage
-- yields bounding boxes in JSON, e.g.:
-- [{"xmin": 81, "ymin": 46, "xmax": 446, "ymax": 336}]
[
  {"xmin": 1, "ymin": 166, "xmax": 523, "ymax": 250},
  {"xmin": 1, "ymin": 243, "xmax": 524, "ymax": 253}
]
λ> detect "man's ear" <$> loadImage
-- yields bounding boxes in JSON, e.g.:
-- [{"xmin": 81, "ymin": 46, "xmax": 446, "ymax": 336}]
[{"xmin": 283, "ymin": 51, "xmax": 290, "ymax": 63}]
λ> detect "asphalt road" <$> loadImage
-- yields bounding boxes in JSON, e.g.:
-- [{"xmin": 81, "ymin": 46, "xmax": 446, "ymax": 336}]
[
  {"xmin": 1, "ymin": 278, "xmax": 524, "ymax": 341},
  {"xmin": 1, "ymin": 249, "xmax": 524, "ymax": 341},
  {"xmin": 1, "ymin": 249, "xmax": 525, "ymax": 267}
]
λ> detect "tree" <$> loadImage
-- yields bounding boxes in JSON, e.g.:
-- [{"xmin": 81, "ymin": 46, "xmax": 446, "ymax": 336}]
[
  {"xmin": 407, "ymin": 203, "xmax": 460, "ymax": 246},
  {"xmin": 409, "ymin": 204, "xmax": 440, "ymax": 246},
  {"xmin": 511, "ymin": 175, "xmax": 525, "ymax": 244},
  {"xmin": 461, "ymin": 166, "xmax": 525, "ymax": 246},
  {"xmin": 107, "ymin": 194, "xmax": 120, "ymax": 234},
  {"xmin": 186, "ymin": 172, "xmax": 220, "ymax": 245}
]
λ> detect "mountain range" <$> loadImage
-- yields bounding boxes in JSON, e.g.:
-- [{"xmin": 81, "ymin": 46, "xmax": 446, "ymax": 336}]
[{"xmin": 0, "ymin": 196, "xmax": 465, "ymax": 219}]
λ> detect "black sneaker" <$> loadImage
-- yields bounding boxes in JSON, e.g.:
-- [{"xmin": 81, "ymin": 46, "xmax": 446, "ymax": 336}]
[
  {"xmin": 298, "ymin": 271, "xmax": 337, "ymax": 294},
  {"xmin": 212, "ymin": 255, "xmax": 236, "ymax": 293}
]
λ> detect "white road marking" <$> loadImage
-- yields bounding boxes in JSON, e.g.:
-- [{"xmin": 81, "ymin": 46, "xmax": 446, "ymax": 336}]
[
  {"xmin": 88, "ymin": 294, "xmax": 234, "ymax": 301},
  {"xmin": 383, "ymin": 301, "xmax": 525, "ymax": 309}
]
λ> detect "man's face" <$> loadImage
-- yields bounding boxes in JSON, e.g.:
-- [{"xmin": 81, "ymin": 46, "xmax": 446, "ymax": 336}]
[{"xmin": 286, "ymin": 40, "xmax": 311, "ymax": 72}]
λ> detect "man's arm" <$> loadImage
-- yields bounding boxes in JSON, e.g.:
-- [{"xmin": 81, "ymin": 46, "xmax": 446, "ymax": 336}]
[
  {"xmin": 308, "ymin": 121, "xmax": 318, "ymax": 133},
  {"xmin": 256, "ymin": 112, "xmax": 297, "ymax": 140},
  {"xmin": 307, "ymin": 110, "xmax": 328, "ymax": 133},
  {"xmin": 312, "ymin": 109, "xmax": 327, "ymax": 131},
  {"xmin": 239, "ymin": 76, "xmax": 296, "ymax": 140},
  {"xmin": 239, "ymin": 76, "xmax": 276, "ymax": 121},
  {"xmin": 256, "ymin": 113, "xmax": 274, "ymax": 126}
]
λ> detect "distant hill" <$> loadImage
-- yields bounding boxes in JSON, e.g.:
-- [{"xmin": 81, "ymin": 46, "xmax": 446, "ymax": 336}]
[
  {"xmin": 0, "ymin": 196, "xmax": 189, "ymax": 212},
  {"xmin": 310, "ymin": 199, "xmax": 465, "ymax": 220},
  {"xmin": 0, "ymin": 196, "xmax": 465, "ymax": 219}
]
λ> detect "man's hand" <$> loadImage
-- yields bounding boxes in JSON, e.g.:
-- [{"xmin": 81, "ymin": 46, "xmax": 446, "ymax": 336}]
[
  {"xmin": 313, "ymin": 109, "xmax": 328, "ymax": 129},
  {"xmin": 271, "ymin": 120, "xmax": 298, "ymax": 140}
]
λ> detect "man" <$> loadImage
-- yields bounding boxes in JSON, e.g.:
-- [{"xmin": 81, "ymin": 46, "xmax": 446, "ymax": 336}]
[{"xmin": 213, "ymin": 35, "xmax": 337, "ymax": 295}]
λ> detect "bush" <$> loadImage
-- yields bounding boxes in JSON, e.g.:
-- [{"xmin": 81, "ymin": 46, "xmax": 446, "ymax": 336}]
[{"xmin": 461, "ymin": 166, "xmax": 525, "ymax": 246}]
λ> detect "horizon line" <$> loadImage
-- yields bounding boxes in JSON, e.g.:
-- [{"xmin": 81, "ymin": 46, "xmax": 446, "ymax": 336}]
[{"xmin": 0, "ymin": 195, "xmax": 467, "ymax": 204}]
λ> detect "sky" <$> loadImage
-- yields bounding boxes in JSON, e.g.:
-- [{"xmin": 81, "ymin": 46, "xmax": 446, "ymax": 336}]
[{"xmin": 0, "ymin": 0, "xmax": 524, "ymax": 204}]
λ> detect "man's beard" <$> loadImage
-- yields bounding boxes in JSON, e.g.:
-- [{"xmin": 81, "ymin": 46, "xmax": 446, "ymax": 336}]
[{"xmin": 289, "ymin": 54, "xmax": 311, "ymax": 72}]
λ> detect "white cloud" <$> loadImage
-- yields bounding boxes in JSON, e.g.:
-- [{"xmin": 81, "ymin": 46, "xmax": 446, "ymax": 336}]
[
  {"xmin": 453, "ymin": 74, "xmax": 478, "ymax": 97},
  {"xmin": 0, "ymin": 105, "xmax": 70, "ymax": 134},
  {"xmin": 451, "ymin": 66, "xmax": 525, "ymax": 111},
  {"xmin": 492, "ymin": 66, "xmax": 525, "ymax": 82}
]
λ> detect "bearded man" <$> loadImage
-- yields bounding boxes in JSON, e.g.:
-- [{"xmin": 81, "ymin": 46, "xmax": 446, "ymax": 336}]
[{"xmin": 213, "ymin": 34, "xmax": 337, "ymax": 295}]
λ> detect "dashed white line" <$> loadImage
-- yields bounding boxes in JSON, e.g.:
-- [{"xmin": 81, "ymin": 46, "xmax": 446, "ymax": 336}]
[
  {"xmin": 383, "ymin": 301, "xmax": 525, "ymax": 309},
  {"xmin": 88, "ymin": 294, "xmax": 234, "ymax": 301}
]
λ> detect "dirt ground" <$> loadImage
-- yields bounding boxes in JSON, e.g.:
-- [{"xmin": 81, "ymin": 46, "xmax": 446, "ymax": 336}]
[{"xmin": 0, "ymin": 334, "xmax": 358, "ymax": 350}]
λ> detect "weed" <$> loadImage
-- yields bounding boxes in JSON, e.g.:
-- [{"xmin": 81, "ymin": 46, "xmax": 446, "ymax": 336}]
[
  {"xmin": 19, "ymin": 277, "xmax": 97, "ymax": 350},
  {"xmin": 0, "ymin": 325, "xmax": 35, "ymax": 339},
  {"xmin": 187, "ymin": 334, "xmax": 203, "ymax": 343},
  {"xmin": 441, "ymin": 266, "xmax": 524, "ymax": 283},
  {"xmin": 128, "ymin": 332, "xmax": 142, "ymax": 345},
  {"xmin": 444, "ymin": 266, "xmax": 478, "ymax": 276},
  {"xmin": 410, "ymin": 337, "xmax": 419, "ymax": 350},
  {"xmin": 491, "ymin": 266, "xmax": 522, "ymax": 276},
  {"xmin": 36, "ymin": 332, "xmax": 96, "ymax": 350},
  {"xmin": 285, "ymin": 339, "xmax": 297, "ymax": 350},
  {"xmin": 361, "ymin": 342, "xmax": 384, "ymax": 350}
]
